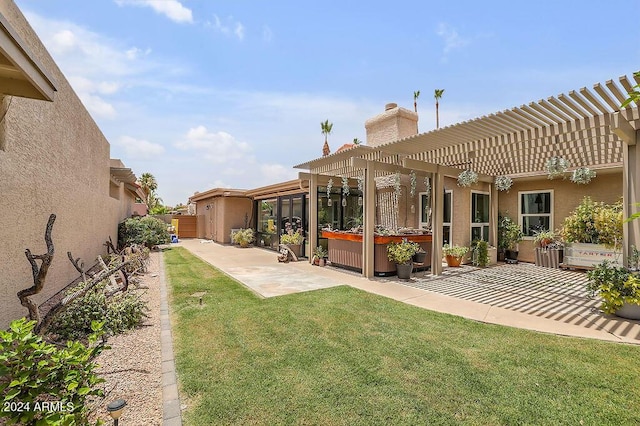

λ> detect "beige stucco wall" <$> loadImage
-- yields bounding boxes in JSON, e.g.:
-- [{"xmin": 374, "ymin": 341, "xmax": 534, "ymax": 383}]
[
  {"xmin": 365, "ymin": 105, "xmax": 418, "ymax": 147},
  {"xmin": 194, "ymin": 197, "xmax": 252, "ymax": 243},
  {"xmin": 497, "ymin": 171, "xmax": 623, "ymax": 263},
  {"xmin": 0, "ymin": 1, "xmax": 125, "ymax": 328}
]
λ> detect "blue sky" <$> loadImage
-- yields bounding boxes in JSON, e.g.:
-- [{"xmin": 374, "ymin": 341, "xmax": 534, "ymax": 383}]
[{"xmin": 15, "ymin": 0, "xmax": 640, "ymax": 206}]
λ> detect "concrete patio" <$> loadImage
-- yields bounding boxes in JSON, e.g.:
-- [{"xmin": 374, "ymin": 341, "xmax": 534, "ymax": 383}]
[{"xmin": 178, "ymin": 239, "xmax": 640, "ymax": 345}]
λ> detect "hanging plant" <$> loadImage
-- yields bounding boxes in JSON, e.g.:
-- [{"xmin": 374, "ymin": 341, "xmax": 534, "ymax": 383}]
[
  {"xmin": 570, "ymin": 167, "xmax": 596, "ymax": 184},
  {"xmin": 341, "ymin": 176, "xmax": 350, "ymax": 197},
  {"xmin": 545, "ymin": 156, "xmax": 570, "ymax": 179},
  {"xmin": 393, "ymin": 172, "xmax": 401, "ymax": 198},
  {"xmin": 424, "ymin": 177, "xmax": 431, "ymax": 198},
  {"xmin": 357, "ymin": 174, "xmax": 364, "ymax": 193},
  {"xmin": 457, "ymin": 169, "xmax": 478, "ymax": 187},
  {"xmin": 409, "ymin": 170, "xmax": 417, "ymax": 197},
  {"xmin": 326, "ymin": 178, "xmax": 333, "ymax": 199},
  {"xmin": 494, "ymin": 175, "xmax": 513, "ymax": 191}
]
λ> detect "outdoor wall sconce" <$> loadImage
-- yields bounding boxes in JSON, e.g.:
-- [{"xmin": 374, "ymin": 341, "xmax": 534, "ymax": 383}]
[
  {"xmin": 327, "ymin": 198, "xmax": 332, "ymax": 207},
  {"xmin": 107, "ymin": 399, "xmax": 127, "ymax": 425}
]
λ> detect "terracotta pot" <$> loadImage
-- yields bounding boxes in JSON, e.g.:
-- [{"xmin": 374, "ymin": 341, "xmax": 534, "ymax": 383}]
[{"xmin": 445, "ymin": 255, "xmax": 462, "ymax": 267}]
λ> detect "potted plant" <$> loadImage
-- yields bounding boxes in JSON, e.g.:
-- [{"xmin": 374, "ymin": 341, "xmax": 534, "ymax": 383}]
[
  {"xmin": 280, "ymin": 229, "xmax": 305, "ymax": 258},
  {"xmin": 443, "ymin": 243, "xmax": 469, "ymax": 267},
  {"xmin": 232, "ymin": 228, "xmax": 254, "ymax": 248},
  {"xmin": 312, "ymin": 245, "xmax": 328, "ymax": 266},
  {"xmin": 387, "ymin": 239, "xmax": 420, "ymax": 279},
  {"xmin": 587, "ymin": 261, "xmax": 640, "ymax": 320},
  {"xmin": 498, "ymin": 215, "xmax": 523, "ymax": 263},
  {"xmin": 560, "ymin": 196, "xmax": 623, "ymax": 268},
  {"xmin": 533, "ymin": 230, "xmax": 564, "ymax": 268},
  {"xmin": 413, "ymin": 246, "xmax": 428, "ymax": 264},
  {"xmin": 471, "ymin": 240, "xmax": 489, "ymax": 268}
]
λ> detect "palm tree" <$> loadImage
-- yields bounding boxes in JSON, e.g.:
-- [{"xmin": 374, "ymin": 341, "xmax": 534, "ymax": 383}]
[
  {"xmin": 321, "ymin": 119, "xmax": 333, "ymax": 156},
  {"xmin": 434, "ymin": 89, "xmax": 444, "ymax": 129},
  {"xmin": 353, "ymin": 138, "xmax": 362, "ymax": 145},
  {"xmin": 139, "ymin": 172, "xmax": 158, "ymax": 208},
  {"xmin": 413, "ymin": 90, "xmax": 420, "ymax": 132}
]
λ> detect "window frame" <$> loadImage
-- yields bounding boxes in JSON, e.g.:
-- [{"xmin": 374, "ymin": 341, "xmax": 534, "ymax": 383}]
[
  {"xmin": 470, "ymin": 190, "xmax": 490, "ymax": 242},
  {"xmin": 518, "ymin": 189, "xmax": 554, "ymax": 240}
]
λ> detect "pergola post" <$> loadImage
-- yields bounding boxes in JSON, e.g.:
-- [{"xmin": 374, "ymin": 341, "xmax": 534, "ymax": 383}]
[
  {"xmin": 489, "ymin": 181, "xmax": 498, "ymax": 248},
  {"xmin": 363, "ymin": 161, "xmax": 376, "ymax": 278},
  {"xmin": 431, "ymin": 172, "xmax": 444, "ymax": 275},
  {"xmin": 612, "ymin": 112, "xmax": 640, "ymax": 267},
  {"xmin": 308, "ymin": 173, "xmax": 318, "ymax": 263}
]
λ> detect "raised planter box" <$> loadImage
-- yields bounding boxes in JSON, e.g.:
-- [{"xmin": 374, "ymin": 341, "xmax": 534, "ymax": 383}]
[
  {"xmin": 615, "ymin": 303, "xmax": 640, "ymax": 320},
  {"xmin": 561, "ymin": 243, "xmax": 622, "ymax": 269},
  {"xmin": 534, "ymin": 247, "xmax": 564, "ymax": 268},
  {"xmin": 322, "ymin": 230, "xmax": 432, "ymax": 276}
]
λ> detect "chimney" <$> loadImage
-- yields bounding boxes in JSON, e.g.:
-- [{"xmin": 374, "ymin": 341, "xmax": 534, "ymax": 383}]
[{"xmin": 365, "ymin": 103, "xmax": 418, "ymax": 147}]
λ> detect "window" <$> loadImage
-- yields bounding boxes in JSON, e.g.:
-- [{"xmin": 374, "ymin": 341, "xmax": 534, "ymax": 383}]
[
  {"xmin": 418, "ymin": 189, "xmax": 452, "ymax": 244},
  {"xmin": 471, "ymin": 191, "xmax": 490, "ymax": 241},
  {"xmin": 443, "ymin": 190, "xmax": 452, "ymax": 244},
  {"xmin": 519, "ymin": 190, "xmax": 553, "ymax": 237}
]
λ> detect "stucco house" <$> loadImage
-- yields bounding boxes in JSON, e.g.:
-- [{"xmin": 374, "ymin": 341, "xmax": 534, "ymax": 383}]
[
  {"xmin": 0, "ymin": 0, "xmax": 143, "ymax": 328},
  {"xmin": 295, "ymin": 74, "xmax": 639, "ymax": 277}
]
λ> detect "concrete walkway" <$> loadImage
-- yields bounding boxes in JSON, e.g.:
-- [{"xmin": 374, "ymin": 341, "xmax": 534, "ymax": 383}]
[{"xmin": 178, "ymin": 239, "xmax": 640, "ymax": 345}]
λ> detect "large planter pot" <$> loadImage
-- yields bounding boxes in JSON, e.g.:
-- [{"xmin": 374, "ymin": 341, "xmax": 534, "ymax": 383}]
[
  {"xmin": 396, "ymin": 263, "xmax": 413, "ymax": 279},
  {"xmin": 413, "ymin": 251, "xmax": 428, "ymax": 264},
  {"xmin": 534, "ymin": 247, "xmax": 564, "ymax": 268},
  {"xmin": 505, "ymin": 249, "xmax": 519, "ymax": 262},
  {"xmin": 563, "ymin": 243, "xmax": 622, "ymax": 268},
  {"xmin": 445, "ymin": 255, "xmax": 463, "ymax": 267},
  {"xmin": 286, "ymin": 244, "xmax": 302, "ymax": 259},
  {"xmin": 615, "ymin": 303, "xmax": 640, "ymax": 320}
]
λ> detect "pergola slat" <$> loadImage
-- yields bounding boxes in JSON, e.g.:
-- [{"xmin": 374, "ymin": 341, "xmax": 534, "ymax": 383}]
[
  {"xmin": 606, "ymin": 79, "xmax": 629, "ymax": 105},
  {"xmin": 581, "ymin": 86, "xmax": 611, "ymax": 114},
  {"xmin": 594, "ymin": 82, "xmax": 622, "ymax": 111}
]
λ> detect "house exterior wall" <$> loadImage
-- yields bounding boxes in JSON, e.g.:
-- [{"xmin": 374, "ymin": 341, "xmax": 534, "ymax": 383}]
[
  {"xmin": 0, "ymin": 1, "xmax": 126, "ymax": 328},
  {"xmin": 497, "ymin": 171, "xmax": 623, "ymax": 263},
  {"xmin": 193, "ymin": 196, "xmax": 252, "ymax": 243}
]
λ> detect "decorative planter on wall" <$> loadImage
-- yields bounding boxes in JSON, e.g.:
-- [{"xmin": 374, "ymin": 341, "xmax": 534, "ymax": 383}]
[
  {"xmin": 615, "ymin": 303, "xmax": 640, "ymax": 320},
  {"xmin": 563, "ymin": 243, "xmax": 622, "ymax": 269},
  {"xmin": 534, "ymin": 248, "xmax": 564, "ymax": 268},
  {"xmin": 396, "ymin": 263, "xmax": 413, "ymax": 279}
]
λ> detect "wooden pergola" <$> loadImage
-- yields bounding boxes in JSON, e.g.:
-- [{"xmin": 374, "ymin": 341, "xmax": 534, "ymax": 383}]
[{"xmin": 295, "ymin": 73, "xmax": 640, "ymax": 277}]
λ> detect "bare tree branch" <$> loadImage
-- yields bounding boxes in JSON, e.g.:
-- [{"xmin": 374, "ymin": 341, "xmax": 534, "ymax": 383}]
[
  {"xmin": 67, "ymin": 251, "xmax": 87, "ymax": 283},
  {"xmin": 17, "ymin": 214, "xmax": 56, "ymax": 324}
]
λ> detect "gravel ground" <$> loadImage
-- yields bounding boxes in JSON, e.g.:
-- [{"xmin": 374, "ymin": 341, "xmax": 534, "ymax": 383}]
[{"xmin": 89, "ymin": 250, "xmax": 164, "ymax": 425}]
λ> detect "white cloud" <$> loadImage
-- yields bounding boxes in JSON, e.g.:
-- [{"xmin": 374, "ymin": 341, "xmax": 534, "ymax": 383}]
[
  {"xmin": 436, "ymin": 23, "xmax": 469, "ymax": 54},
  {"xmin": 116, "ymin": 135, "xmax": 165, "ymax": 159},
  {"xmin": 262, "ymin": 26, "xmax": 273, "ymax": 43},
  {"xmin": 115, "ymin": 0, "xmax": 193, "ymax": 24},
  {"xmin": 234, "ymin": 23, "xmax": 245, "ymax": 41},
  {"xmin": 260, "ymin": 163, "xmax": 297, "ymax": 183},
  {"xmin": 126, "ymin": 47, "xmax": 152, "ymax": 60},
  {"xmin": 174, "ymin": 126, "xmax": 251, "ymax": 163},
  {"xmin": 210, "ymin": 14, "xmax": 245, "ymax": 41}
]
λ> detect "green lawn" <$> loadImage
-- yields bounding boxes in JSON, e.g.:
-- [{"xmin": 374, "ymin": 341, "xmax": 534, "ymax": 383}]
[{"xmin": 165, "ymin": 247, "xmax": 640, "ymax": 425}]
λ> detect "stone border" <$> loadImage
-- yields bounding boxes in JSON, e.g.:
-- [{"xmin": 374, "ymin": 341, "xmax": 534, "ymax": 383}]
[{"xmin": 159, "ymin": 251, "xmax": 182, "ymax": 425}]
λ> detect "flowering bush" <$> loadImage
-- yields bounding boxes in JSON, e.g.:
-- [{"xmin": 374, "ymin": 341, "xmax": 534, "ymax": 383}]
[{"xmin": 587, "ymin": 261, "xmax": 640, "ymax": 314}]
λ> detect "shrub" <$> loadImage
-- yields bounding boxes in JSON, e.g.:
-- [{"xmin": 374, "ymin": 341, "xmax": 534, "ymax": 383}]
[
  {"xmin": 232, "ymin": 228, "xmax": 255, "ymax": 247},
  {"xmin": 0, "ymin": 318, "xmax": 106, "ymax": 425},
  {"xmin": 50, "ymin": 279, "xmax": 148, "ymax": 340},
  {"xmin": 471, "ymin": 240, "xmax": 489, "ymax": 267},
  {"xmin": 561, "ymin": 196, "xmax": 622, "ymax": 248},
  {"xmin": 118, "ymin": 216, "xmax": 170, "ymax": 249},
  {"xmin": 587, "ymin": 261, "xmax": 640, "ymax": 313},
  {"xmin": 387, "ymin": 239, "xmax": 421, "ymax": 265},
  {"xmin": 280, "ymin": 229, "xmax": 304, "ymax": 245}
]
